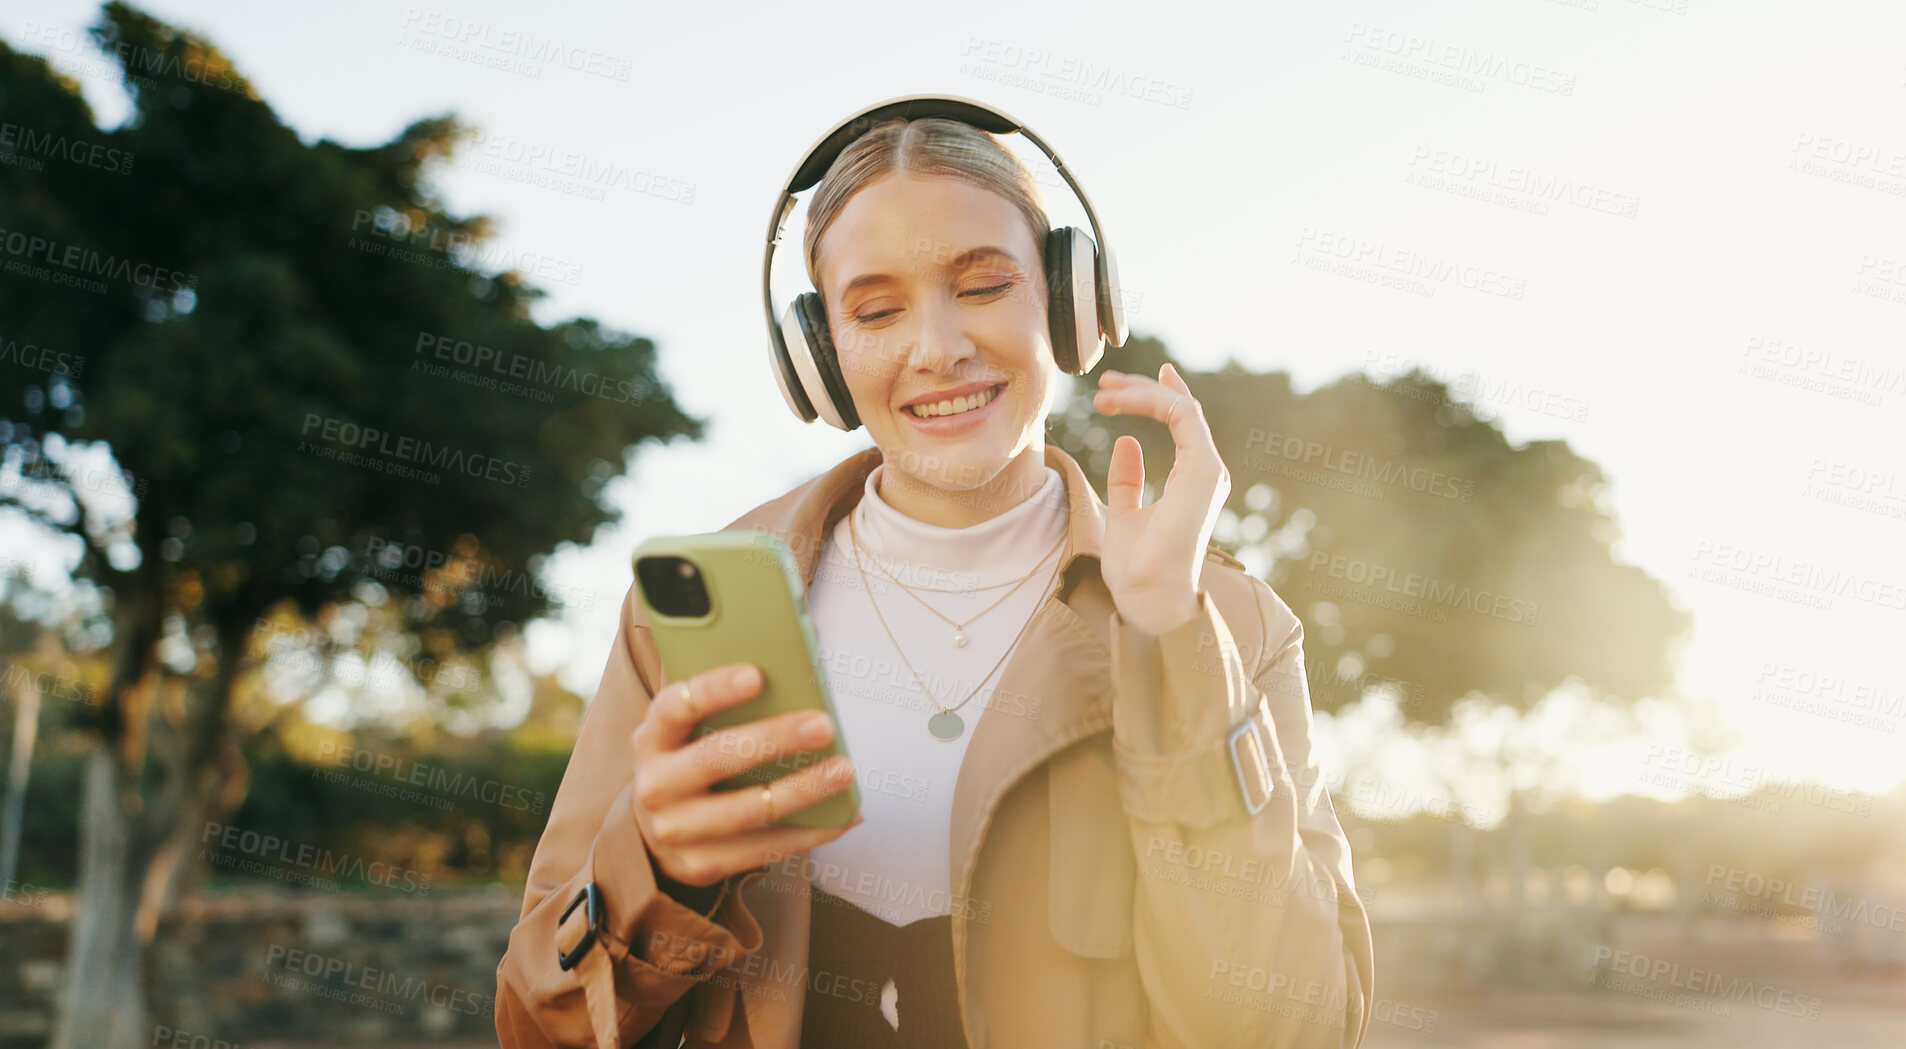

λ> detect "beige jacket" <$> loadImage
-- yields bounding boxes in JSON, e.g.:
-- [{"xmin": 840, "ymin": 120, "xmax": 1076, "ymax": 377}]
[{"xmin": 495, "ymin": 442, "xmax": 1375, "ymax": 1048}]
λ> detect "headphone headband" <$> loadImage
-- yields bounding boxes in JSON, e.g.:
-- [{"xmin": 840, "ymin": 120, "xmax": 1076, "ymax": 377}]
[
  {"xmin": 783, "ymin": 97, "xmax": 1020, "ymax": 194},
  {"xmin": 761, "ymin": 93, "xmax": 1128, "ymax": 356}
]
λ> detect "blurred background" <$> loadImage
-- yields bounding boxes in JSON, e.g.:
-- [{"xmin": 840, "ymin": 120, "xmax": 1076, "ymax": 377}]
[{"xmin": 1, "ymin": 1, "xmax": 1902, "ymax": 1046}]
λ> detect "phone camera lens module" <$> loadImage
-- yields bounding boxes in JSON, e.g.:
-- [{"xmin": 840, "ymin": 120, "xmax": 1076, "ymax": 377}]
[{"xmin": 637, "ymin": 555, "xmax": 711, "ymax": 618}]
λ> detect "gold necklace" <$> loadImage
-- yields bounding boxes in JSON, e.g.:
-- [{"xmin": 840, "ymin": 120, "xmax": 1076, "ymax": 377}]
[
  {"xmin": 846, "ymin": 512, "xmax": 1069, "ymax": 741},
  {"xmin": 848, "ymin": 508, "xmax": 1068, "ymax": 648}
]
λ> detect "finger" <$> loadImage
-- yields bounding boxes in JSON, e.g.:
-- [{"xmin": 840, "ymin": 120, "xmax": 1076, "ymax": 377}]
[
  {"xmin": 648, "ymin": 754, "xmax": 857, "ymax": 847},
  {"xmin": 1094, "ymin": 382, "xmax": 1217, "ymax": 460},
  {"xmin": 761, "ymin": 756, "xmax": 860, "ymax": 822},
  {"xmin": 1095, "ymin": 364, "xmax": 1180, "ymax": 392},
  {"xmin": 1096, "ymin": 373, "xmax": 1225, "ymax": 499},
  {"xmin": 636, "ymin": 663, "xmax": 764, "ymax": 755},
  {"xmin": 1152, "ymin": 364, "xmax": 1224, "ymax": 470},
  {"xmin": 667, "ymin": 707, "xmax": 839, "ymax": 798},
  {"xmin": 1091, "ymin": 375, "xmax": 1187, "ymax": 429},
  {"xmin": 1157, "ymin": 363, "xmax": 1209, "ymax": 439},
  {"xmin": 637, "ymin": 705, "xmax": 833, "ymax": 814},
  {"xmin": 695, "ymin": 816, "xmax": 869, "ymax": 885},
  {"xmin": 1106, "ymin": 434, "xmax": 1145, "ymax": 512}
]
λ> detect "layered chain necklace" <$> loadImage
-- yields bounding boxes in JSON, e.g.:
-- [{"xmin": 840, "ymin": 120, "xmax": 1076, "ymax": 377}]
[
  {"xmin": 849, "ymin": 510, "xmax": 1068, "ymax": 648},
  {"xmin": 846, "ymin": 508, "xmax": 1069, "ymax": 741}
]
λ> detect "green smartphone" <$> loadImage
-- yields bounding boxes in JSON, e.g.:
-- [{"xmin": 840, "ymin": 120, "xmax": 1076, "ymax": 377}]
[{"xmin": 631, "ymin": 530, "xmax": 859, "ymax": 828}]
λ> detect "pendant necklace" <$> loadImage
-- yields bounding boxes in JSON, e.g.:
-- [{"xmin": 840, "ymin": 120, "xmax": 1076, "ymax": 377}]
[
  {"xmin": 848, "ymin": 511, "xmax": 1068, "ymax": 648},
  {"xmin": 847, "ymin": 510, "xmax": 1069, "ymax": 741}
]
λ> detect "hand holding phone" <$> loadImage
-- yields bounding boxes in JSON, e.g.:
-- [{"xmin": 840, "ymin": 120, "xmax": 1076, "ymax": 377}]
[
  {"xmin": 628, "ymin": 661, "xmax": 863, "ymax": 889},
  {"xmin": 629, "ymin": 531, "xmax": 864, "ymax": 889}
]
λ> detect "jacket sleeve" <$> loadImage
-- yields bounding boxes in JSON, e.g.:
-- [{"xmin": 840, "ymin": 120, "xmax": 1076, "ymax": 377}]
[
  {"xmin": 1108, "ymin": 577, "xmax": 1376, "ymax": 1049},
  {"xmin": 495, "ymin": 582, "xmax": 767, "ymax": 1049}
]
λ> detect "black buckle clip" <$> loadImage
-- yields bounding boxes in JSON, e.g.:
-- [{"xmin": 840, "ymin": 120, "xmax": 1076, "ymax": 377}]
[{"xmin": 557, "ymin": 882, "xmax": 605, "ymax": 971}]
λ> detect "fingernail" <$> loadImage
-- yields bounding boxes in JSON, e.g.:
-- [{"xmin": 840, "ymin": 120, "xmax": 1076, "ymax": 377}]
[
  {"xmin": 801, "ymin": 713, "xmax": 833, "ymax": 744},
  {"xmin": 732, "ymin": 665, "xmax": 757, "ymax": 689}
]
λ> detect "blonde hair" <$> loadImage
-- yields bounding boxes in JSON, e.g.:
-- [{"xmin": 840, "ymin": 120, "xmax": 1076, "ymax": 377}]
[{"xmin": 802, "ymin": 117, "xmax": 1051, "ymax": 298}]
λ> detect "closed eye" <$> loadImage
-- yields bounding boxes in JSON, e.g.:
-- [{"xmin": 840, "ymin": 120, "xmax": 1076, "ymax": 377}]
[{"xmin": 852, "ymin": 280, "xmax": 1015, "ymax": 324}]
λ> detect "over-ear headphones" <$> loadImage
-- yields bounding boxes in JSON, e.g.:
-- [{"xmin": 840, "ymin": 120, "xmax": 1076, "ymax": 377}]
[{"xmin": 762, "ymin": 94, "xmax": 1129, "ymax": 431}]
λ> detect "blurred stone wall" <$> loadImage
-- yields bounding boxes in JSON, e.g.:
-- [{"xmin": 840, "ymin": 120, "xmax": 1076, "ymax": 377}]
[{"xmin": 0, "ymin": 888, "xmax": 521, "ymax": 1049}]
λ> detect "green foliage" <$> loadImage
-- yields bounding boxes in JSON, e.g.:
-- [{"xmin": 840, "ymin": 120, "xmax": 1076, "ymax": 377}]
[
  {"xmin": 1052, "ymin": 338, "xmax": 1692, "ymax": 723},
  {"xmin": 6, "ymin": 713, "xmax": 579, "ymax": 890},
  {"xmin": 1, "ymin": 3, "xmax": 702, "ymax": 668},
  {"xmin": 1348, "ymin": 784, "xmax": 1906, "ymax": 902},
  {"xmin": 226, "ymin": 717, "xmax": 578, "ymax": 888}
]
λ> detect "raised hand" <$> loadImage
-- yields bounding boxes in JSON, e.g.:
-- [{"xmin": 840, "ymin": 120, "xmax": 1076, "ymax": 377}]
[{"xmin": 1089, "ymin": 362, "xmax": 1230, "ymax": 636}]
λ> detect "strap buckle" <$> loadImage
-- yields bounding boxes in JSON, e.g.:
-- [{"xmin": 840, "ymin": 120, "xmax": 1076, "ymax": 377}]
[
  {"xmin": 1226, "ymin": 701, "xmax": 1275, "ymax": 816},
  {"xmin": 557, "ymin": 882, "xmax": 605, "ymax": 971}
]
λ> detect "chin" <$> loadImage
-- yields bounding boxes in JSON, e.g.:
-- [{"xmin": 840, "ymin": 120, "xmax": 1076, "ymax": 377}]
[
  {"xmin": 872, "ymin": 374, "xmax": 1048, "ymax": 486},
  {"xmin": 887, "ymin": 442, "xmax": 1001, "ymax": 491},
  {"xmin": 892, "ymin": 431, "xmax": 1038, "ymax": 495}
]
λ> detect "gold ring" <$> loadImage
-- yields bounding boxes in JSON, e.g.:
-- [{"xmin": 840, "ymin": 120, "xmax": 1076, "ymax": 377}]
[
  {"xmin": 678, "ymin": 679, "xmax": 702, "ymax": 722},
  {"xmin": 761, "ymin": 783, "xmax": 777, "ymax": 825}
]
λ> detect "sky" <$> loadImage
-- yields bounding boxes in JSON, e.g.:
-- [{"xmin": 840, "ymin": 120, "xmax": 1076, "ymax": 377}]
[{"xmin": 4, "ymin": 0, "xmax": 1903, "ymax": 811}]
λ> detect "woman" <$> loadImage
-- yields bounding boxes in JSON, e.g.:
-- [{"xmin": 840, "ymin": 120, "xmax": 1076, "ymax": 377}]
[{"xmin": 495, "ymin": 102, "xmax": 1374, "ymax": 1049}]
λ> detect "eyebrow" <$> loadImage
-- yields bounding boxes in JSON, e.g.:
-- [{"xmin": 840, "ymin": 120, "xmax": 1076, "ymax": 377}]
[{"xmin": 838, "ymin": 245, "xmax": 1024, "ymax": 298}]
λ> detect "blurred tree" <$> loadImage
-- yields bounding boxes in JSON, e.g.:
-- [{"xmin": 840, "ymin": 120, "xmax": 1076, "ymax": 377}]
[
  {"xmin": 0, "ymin": 5, "xmax": 701, "ymax": 1047},
  {"xmin": 1054, "ymin": 336, "xmax": 1692, "ymax": 724},
  {"xmin": 1052, "ymin": 337, "xmax": 1695, "ymax": 954},
  {"xmin": 2, "ymin": 532, "xmax": 116, "ymax": 903}
]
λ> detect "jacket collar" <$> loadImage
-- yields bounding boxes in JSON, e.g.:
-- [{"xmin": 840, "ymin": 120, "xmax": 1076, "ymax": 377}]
[{"xmin": 729, "ymin": 442, "xmax": 1109, "ymax": 600}]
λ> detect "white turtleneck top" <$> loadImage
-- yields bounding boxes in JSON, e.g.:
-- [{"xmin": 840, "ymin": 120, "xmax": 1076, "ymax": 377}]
[{"xmin": 803, "ymin": 459, "xmax": 1071, "ymax": 927}]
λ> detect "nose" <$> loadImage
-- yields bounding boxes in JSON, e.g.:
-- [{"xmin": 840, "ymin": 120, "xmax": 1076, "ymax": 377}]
[{"xmin": 904, "ymin": 294, "xmax": 977, "ymax": 376}]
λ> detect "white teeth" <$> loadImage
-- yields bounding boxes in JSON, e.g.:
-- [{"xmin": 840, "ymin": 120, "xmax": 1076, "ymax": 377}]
[{"xmin": 906, "ymin": 384, "xmax": 1001, "ymax": 419}]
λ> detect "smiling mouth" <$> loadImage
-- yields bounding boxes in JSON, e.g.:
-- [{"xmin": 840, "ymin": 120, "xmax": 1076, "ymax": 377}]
[{"xmin": 904, "ymin": 383, "xmax": 1006, "ymax": 419}]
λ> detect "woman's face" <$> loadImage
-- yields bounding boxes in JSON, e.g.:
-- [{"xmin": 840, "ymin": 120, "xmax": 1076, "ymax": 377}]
[{"xmin": 813, "ymin": 172, "xmax": 1054, "ymax": 500}]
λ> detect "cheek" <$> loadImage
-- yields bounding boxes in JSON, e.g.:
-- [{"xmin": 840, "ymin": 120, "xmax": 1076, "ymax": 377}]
[
  {"xmin": 995, "ymin": 307, "xmax": 1055, "ymax": 396},
  {"xmin": 1018, "ymin": 373, "xmax": 1055, "ymax": 418},
  {"xmin": 838, "ymin": 338, "xmax": 900, "ymax": 407},
  {"xmin": 976, "ymin": 297, "xmax": 1049, "ymax": 357}
]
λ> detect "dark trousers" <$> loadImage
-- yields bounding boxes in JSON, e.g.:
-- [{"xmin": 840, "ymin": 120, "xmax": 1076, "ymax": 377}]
[{"xmin": 798, "ymin": 886, "xmax": 973, "ymax": 1049}]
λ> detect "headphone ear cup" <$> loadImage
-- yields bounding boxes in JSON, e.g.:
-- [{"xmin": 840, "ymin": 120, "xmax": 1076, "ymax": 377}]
[
  {"xmin": 1044, "ymin": 227, "xmax": 1104, "ymax": 375},
  {"xmin": 768, "ymin": 303, "xmax": 819, "ymax": 424},
  {"xmin": 794, "ymin": 292, "xmax": 860, "ymax": 431},
  {"xmin": 1044, "ymin": 227, "xmax": 1079, "ymax": 374},
  {"xmin": 779, "ymin": 293, "xmax": 853, "ymax": 431}
]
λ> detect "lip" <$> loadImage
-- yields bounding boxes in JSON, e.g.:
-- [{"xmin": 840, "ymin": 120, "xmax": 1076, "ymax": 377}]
[
  {"xmin": 899, "ymin": 380, "xmax": 1004, "ymax": 409},
  {"xmin": 900, "ymin": 382, "xmax": 1007, "ymax": 437}
]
